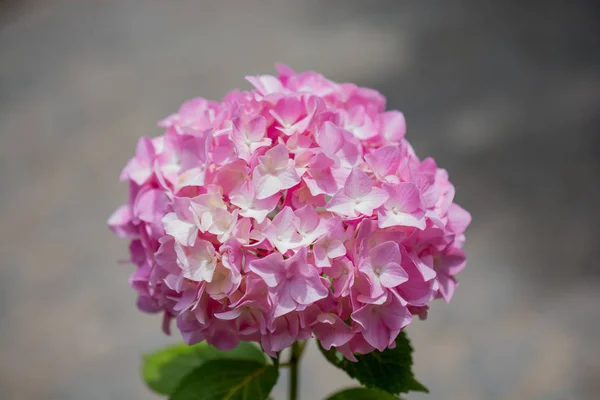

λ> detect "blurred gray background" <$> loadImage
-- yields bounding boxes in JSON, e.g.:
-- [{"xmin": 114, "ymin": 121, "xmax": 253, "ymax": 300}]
[{"xmin": 1, "ymin": 1, "xmax": 599, "ymax": 399}]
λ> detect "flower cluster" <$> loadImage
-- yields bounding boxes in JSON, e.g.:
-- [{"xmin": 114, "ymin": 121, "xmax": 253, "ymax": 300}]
[{"xmin": 109, "ymin": 65, "xmax": 471, "ymax": 359}]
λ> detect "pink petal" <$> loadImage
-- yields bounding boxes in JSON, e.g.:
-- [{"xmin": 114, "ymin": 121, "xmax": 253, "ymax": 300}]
[
  {"xmin": 272, "ymin": 289, "xmax": 297, "ymax": 318},
  {"xmin": 380, "ymin": 111, "xmax": 406, "ymax": 142},
  {"xmin": 135, "ymin": 136, "xmax": 155, "ymax": 161},
  {"xmin": 352, "ymin": 305, "xmax": 389, "ymax": 352},
  {"xmin": 326, "ymin": 191, "xmax": 358, "ymax": 217},
  {"xmin": 316, "ymin": 121, "xmax": 343, "ymax": 157},
  {"xmin": 447, "ymin": 203, "xmax": 472, "ymax": 234},
  {"xmin": 289, "ymin": 273, "xmax": 329, "ymax": 305},
  {"xmin": 293, "ymin": 204, "xmax": 320, "ymax": 234},
  {"xmin": 379, "ymin": 263, "xmax": 409, "ymax": 288},
  {"xmin": 275, "ymin": 63, "xmax": 296, "ymax": 77},
  {"xmin": 313, "ymin": 313, "xmax": 354, "ymax": 349},
  {"xmin": 123, "ymin": 158, "xmax": 152, "ymax": 185},
  {"xmin": 212, "ymin": 160, "xmax": 249, "ymax": 194},
  {"xmin": 357, "ymin": 259, "xmax": 385, "ymax": 299},
  {"xmin": 438, "ymin": 248, "xmax": 467, "ymax": 275},
  {"xmin": 214, "ymin": 308, "xmax": 243, "ymax": 320},
  {"xmin": 398, "ymin": 275, "xmax": 435, "ymax": 306},
  {"xmin": 270, "ymin": 96, "xmax": 304, "ymax": 126},
  {"xmin": 437, "ymin": 274, "xmax": 457, "ymax": 302},
  {"xmin": 229, "ymin": 181, "xmax": 254, "ymax": 209},
  {"xmin": 386, "ymin": 182, "xmax": 422, "ymax": 213},
  {"xmin": 134, "ymin": 189, "xmax": 168, "ymax": 223},
  {"xmin": 255, "ymin": 173, "xmax": 282, "ymax": 199},
  {"xmin": 414, "ymin": 254, "xmax": 437, "ymax": 281},
  {"xmin": 265, "ymin": 143, "xmax": 291, "ymax": 169},
  {"xmin": 364, "ymin": 145, "xmax": 402, "ymax": 181},
  {"xmin": 230, "ymin": 181, "xmax": 279, "ymax": 224},
  {"xmin": 329, "ymin": 257, "xmax": 354, "ymax": 298},
  {"xmin": 313, "ymin": 243, "xmax": 329, "ymax": 267},
  {"xmin": 344, "ymin": 169, "xmax": 373, "ymax": 199},
  {"xmin": 308, "ymin": 152, "xmax": 335, "ymax": 171},
  {"xmin": 108, "ymin": 205, "xmax": 136, "ymax": 238},
  {"xmin": 370, "ymin": 242, "xmax": 402, "ymax": 270},
  {"xmin": 381, "ymin": 294, "xmax": 412, "ymax": 331},
  {"xmin": 246, "ymin": 116, "xmax": 267, "ymax": 141},
  {"xmin": 355, "ymin": 187, "xmax": 388, "ymax": 216},
  {"xmin": 275, "ymin": 162, "xmax": 301, "ymax": 189},
  {"xmin": 245, "ymin": 74, "xmax": 284, "ymax": 95},
  {"xmin": 337, "ymin": 131, "xmax": 363, "ymax": 167},
  {"xmin": 263, "ymin": 227, "xmax": 301, "ymax": 254},
  {"xmin": 162, "ymin": 213, "xmax": 197, "ymax": 246},
  {"xmin": 327, "ymin": 240, "xmax": 347, "ymax": 259},
  {"xmin": 249, "ymin": 253, "xmax": 285, "ymax": 287},
  {"xmin": 239, "ymin": 208, "xmax": 269, "ymax": 225},
  {"xmin": 345, "ymin": 106, "xmax": 377, "ymax": 140},
  {"xmin": 377, "ymin": 208, "xmax": 426, "ymax": 230},
  {"xmin": 267, "ymin": 206, "xmax": 298, "ymax": 237},
  {"xmin": 175, "ymin": 239, "xmax": 217, "ymax": 282}
]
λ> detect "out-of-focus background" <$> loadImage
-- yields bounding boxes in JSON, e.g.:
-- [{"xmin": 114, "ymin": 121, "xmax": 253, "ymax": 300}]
[{"xmin": 1, "ymin": 1, "xmax": 599, "ymax": 399}]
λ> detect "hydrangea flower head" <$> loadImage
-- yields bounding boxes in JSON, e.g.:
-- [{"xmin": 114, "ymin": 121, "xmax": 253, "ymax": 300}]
[{"xmin": 109, "ymin": 65, "xmax": 471, "ymax": 357}]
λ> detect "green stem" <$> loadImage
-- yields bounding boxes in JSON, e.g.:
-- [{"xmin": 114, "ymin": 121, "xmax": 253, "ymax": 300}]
[{"xmin": 288, "ymin": 340, "xmax": 306, "ymax": 400}]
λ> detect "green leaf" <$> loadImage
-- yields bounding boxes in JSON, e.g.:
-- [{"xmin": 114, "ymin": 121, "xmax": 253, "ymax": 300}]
[
  {"xmin": 318, "ymin": 331, "xmax": 428, "ymax": 395},
  {"xmin": 325, "ymin": 387, "xmax": 400, "ymax": 399},
  {"xmin": 142, "ymin": 341, "xmax": 265, "ymax": 395},
  {"xmin": 169, "ymin": 359, "xmax": 278, "ymax": 400}
]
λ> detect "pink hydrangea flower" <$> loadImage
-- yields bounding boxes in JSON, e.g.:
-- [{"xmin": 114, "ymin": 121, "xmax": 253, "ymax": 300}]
[
  {"xmin": 326, "ymin": 168, "xmax": 389, "ymax": 217},
  {"xmin": 108, "ymin": 65, "xmax": 471, "ymax": 358}
]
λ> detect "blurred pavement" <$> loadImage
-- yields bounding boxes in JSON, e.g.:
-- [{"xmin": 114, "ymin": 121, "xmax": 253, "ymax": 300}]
[{"xmin": 1, "ymin": 1, "xmax": 599, "ymax": 399}]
